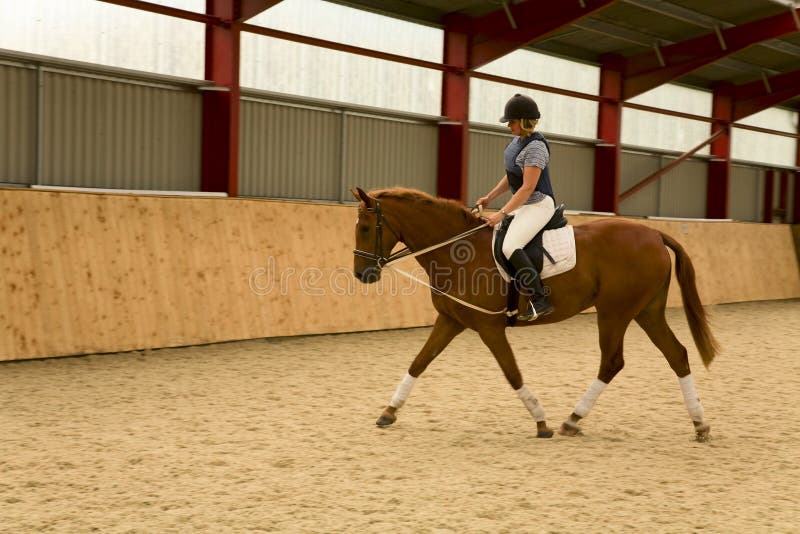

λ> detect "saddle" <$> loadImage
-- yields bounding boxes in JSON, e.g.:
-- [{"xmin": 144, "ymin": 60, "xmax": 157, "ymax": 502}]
[
  {"xmin": 493, "ymin": 204, "xmax": 568, "ymax": 325},
  {"xmin": 493, "ymin": 204, "xmax": 568, "ymax": 274}
]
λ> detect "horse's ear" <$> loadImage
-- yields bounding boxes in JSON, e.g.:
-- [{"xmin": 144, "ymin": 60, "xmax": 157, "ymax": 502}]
[{"xmin": 352, "ymin": 187, "xmax": 373, "ymax": 207}]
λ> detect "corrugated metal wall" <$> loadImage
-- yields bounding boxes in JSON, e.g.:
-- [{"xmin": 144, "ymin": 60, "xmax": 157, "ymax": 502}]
[
  {"xmin": 1, "ymin": 52, "xmax": 792, "ymax": 222},
  {"xmin": 239, "ymin": 99, "xmax": 342, "ymax": 200},
  {"xmin": 239, "ymin": 97, "xmax": 438, "ymax": 201},
  {"xmin": 620, "ymin": 152, "xmax": 661, "ymax": 217},
  {"xmin": 468, "ymin": 129, "xmax": 595, "ymax": 211},
  {"xmin": 0, "ymin": 56, "xmax": 202, "ymax": 190},
  {"xmin": 729, "ymin": 165, "xmax": 764, "ymax": 222},
  {"xmin": 467, "ymin": 130, "xmax": 507, "ymax": 209},
  {"xmin": 342, "ymin": 113, "xmax": 438, "ymax": 197},
  {"xmin": 0, "ymin": 63, "xmax": 37, "ymax": 184},
  {"xmin": 657, "ymin": 157, "xmax": 707, "ymax": 218},
  {"xmin": 620, "ymin": 152, "xmax": 707, "ymax": 218},
  {"xmin": 550, "ymin": 142, "xmax": 595, "ymax": 211},
  {"xmin": 42, "ymin": 71, "xmax": 201, "ymax": 190}
]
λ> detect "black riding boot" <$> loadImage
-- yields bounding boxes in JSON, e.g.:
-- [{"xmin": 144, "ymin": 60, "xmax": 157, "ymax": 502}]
[{"xmin": 509, "ymin": 249, "xmax": 554, "ymax": 321}]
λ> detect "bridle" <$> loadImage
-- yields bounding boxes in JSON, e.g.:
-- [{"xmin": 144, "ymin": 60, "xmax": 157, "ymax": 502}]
[
  {"xmin": 352, "ymin": 200, "xmax": 514, "ymax": 316},
  {"xmin": 352, "ymin": 199, "xmax": 412, "ymax": 269}
]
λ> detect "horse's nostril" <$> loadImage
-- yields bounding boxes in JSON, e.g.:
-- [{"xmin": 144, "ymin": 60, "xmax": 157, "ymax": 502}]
[{"xmin": 361, "ymin": 267, "xmax": 380, "ymax": 283}]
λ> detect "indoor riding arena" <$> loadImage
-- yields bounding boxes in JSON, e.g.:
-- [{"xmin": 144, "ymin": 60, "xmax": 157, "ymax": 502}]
[{"xmin": 2, "ymin": 1, "xmax": 800, "ymax": 533}]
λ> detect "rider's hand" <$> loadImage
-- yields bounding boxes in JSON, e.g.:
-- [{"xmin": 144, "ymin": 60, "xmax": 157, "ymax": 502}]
[
  {"xmin": 475, "ymin": 196, "xmax": 490, "ymax": 208},
  {"xmin": 486, "ymin": 211, "xmax": 505, "ymax": 228}
]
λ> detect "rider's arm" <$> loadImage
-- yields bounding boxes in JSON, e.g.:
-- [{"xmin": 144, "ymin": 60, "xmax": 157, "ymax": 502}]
[
  {"xmin": 484, "ymin": 175, "xmax": 510, "ymax": 202},
  {"xmin": 500, "ymin": 166, "xmax": 542, "ymax": 214}
]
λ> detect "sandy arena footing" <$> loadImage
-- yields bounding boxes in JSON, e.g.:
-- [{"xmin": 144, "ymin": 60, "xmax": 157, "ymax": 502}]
[{"xmin": 1, "ymin": 300, "xmax": 798, "ymax": 532}]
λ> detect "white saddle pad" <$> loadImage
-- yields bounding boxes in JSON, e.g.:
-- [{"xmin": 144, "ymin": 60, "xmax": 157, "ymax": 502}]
[{"xmin": 492, "ymin": 225, "xmax": 577, "ymax": 283}]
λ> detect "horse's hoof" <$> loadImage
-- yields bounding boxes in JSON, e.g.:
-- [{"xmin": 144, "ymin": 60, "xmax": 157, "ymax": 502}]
[
  {"xmin": 535, "ymin": 421, "xmax": 554, "ymax": 438},
  {"xmin": 558, "ymin": 421, "xmax": 582, "ymax": 437},
  {"xmin": 376, "ymin": 414, "xmax": 396, "ymax": 427},
  {"xmin": 694, "ymin": 423, "xmax": 711, "ymax": 442}
]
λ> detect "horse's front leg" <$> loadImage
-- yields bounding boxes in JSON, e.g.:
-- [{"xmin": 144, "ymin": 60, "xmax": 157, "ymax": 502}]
[
  {"xmin": 478, "ymin": 327, "xmax": 554, "ymax": 438},
  {"xmin": 376, "ymin": 313, "xmax": 465, "ymax": 427}
]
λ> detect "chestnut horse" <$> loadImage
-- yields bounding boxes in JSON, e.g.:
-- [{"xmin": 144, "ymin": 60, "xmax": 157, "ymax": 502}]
[{"xmin": 352, "ymin": 187, "xmax": 719, "ymax": 441}]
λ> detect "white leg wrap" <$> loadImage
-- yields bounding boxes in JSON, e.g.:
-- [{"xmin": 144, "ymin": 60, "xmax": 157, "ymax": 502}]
[
  {"xmin": 573, "ymin": 379, "xmax": 608, "ymax": 418},
  {"xmin": 679, "ymin": 374, "xmax": 704, "ymax": 422},
  {"xmin": 516, "ymin": 384, "xmax": 546, "ymax": 422},
  {"xmin": 389, "ymin": 373, "xmax": 417, "ymax": 409}
]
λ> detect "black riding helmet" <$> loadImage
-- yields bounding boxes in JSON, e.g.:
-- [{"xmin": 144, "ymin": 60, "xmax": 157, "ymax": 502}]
[{"xmin": 499, "ymin": 93, "xmax": 540, "ymax": 123}]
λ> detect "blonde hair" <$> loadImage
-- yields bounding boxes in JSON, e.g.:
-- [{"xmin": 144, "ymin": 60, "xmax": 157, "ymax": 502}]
[{"xmin": 519, "ymin": 118, "xmax": 538, "ymax": 139}]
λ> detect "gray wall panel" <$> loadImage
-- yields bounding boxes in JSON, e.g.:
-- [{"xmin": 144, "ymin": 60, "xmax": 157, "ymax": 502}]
[
  {"xmin": 467, "ymin": 130, "xmax": 507, "ymax": 208},
  {"xmin": 0, "ymin": 64, "xmax": 37, "ymax": 183},
  {"xmin": 619, "ymin": 152, "xmax": 660, "ymax": 217},
  {"xmin": 621, "ymin": 154, "xmax": 709, "ymax": 218},
  {"xmin": 240, "ymin": 101, "xmax": 438, "ymax": 201},
  {"xmin": 41, "ymin": 71, "xmax": 201, "ymax": 190},
  {"xmin": 549, "ymin": 142, "xmax": 594, "ymax": 211},
  {"xmin": 2, "ymin": 51, "xmax": 788, "ymax": 220},
  {"xmin": 468, "ymin": 131, "xmax": 595, "ymax": 211},
  {"xmin": 239, "ymin": 99, "xmax": 340, "ymax": 200},
  {"xmin": 729, "ymin": 165, "xmax": 763, "ymax": 222},
  {"xmin": 343, "ymin": 113, "xmax": 438, "ymax": 198},
  {"xmin": 658, "ymin": 158, "xmax": 707, "ymax": 218}
]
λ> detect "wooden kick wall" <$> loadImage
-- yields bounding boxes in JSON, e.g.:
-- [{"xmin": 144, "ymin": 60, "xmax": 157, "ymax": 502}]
[{"xmin": 2, "ymin": 188, "xmax": 799, "ymax": 361}]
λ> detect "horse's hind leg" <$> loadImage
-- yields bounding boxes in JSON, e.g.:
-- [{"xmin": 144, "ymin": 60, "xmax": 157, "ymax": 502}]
[
  {"xmin": 478, "ymin": 327, "xmax": 554, "ymax": 438},
  {"xmin": 560, "ymin": 312, "xmax": 630, "ymax": 436},
  {"xmin": 376, "ymin": 313, "xmax": 464, "ymax": 427},
  {"xmin": 635, "ymin": 292, "xmax": 710, "ymax": 441}
]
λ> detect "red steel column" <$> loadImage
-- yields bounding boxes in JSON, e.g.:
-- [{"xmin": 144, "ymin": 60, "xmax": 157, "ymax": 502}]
[
  {"xmin": 795, "ymin": 117, "xmax": 800, "ymax": 224},
  {"xmin": 707, "ymin": 82, "xmax": 733, "ymax": 219},
  {"xmin": 778, "ymin": 171, "xmax": 789, "ymax": 223},
  {"xmin": 593, "ymin": 55, "xmax": 623, "ymax": 213},
  {"xmin": 794, "ymin": 171, "xmax": 800, "ymax": 224},
  {"xmin": 763, "ymin": 169, "xmax": 774, "ymax": 223},
  {"xmin": 202, "ymin": 0, "xmax": 240, "ymax": 195},
  {"xmin": 437, "ymin": 19, "xmax": 470, "ymax": 202}
]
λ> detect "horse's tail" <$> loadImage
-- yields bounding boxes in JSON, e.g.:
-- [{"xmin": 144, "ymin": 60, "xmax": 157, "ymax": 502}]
[{"xmin": 660, "ymin": 232, "xmax": 720, "ymax": 368}]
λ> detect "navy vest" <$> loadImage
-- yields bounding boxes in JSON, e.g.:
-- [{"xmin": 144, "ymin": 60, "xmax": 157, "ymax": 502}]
[{"xmin": 504, "ymin": 132, "xmax": 555, "ymax": 200}]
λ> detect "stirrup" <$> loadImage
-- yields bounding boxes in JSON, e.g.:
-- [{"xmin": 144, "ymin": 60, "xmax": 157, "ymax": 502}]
[{"xmin": 518, "ymin": 299, "xmax": 554, "ymax": 321}]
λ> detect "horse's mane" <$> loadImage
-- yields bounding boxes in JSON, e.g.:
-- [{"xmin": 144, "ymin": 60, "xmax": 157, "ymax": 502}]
[{"xmin": 371, "ymin": 187, "xmax": 480, "ymax": 226}]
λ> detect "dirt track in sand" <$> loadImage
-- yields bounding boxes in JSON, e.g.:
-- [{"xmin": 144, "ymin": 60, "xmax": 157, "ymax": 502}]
[{"xmin": 1, "ymin": 300, "xmax": 798, "ymax": 533}]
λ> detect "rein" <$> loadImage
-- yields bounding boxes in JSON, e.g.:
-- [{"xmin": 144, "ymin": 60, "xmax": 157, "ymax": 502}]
[{"xmin": 353, "ymin": 201, "xmax": 516, "ymax": 316}]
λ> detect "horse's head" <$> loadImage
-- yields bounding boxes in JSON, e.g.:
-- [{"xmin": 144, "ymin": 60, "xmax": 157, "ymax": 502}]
[{"xmin": 351, "ymin": 187, "xmax": 400, "ymax": 284}]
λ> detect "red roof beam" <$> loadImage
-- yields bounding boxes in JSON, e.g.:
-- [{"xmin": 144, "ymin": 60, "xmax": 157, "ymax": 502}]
[
  {"xmin": 240, "ymin": 24, "xmax": 459, "ymax": 73},
  {"xmin": 235, "ymin": 0, "xmax": 283, "ymax": 22},
  {"xmin": 731, "ymin": 70, "xmax": 800, "ymax": 121},
  {"xmin": 470, "ymin": 71, "xmax": 610, "ymax": 103},
  {"xmin": 99, "ymin": 0, "xmax": 282, "ymax": 24},
  {"xmin": 469, "ymin": 0, "xmax": 616, "ymax": 70},
  {"xmin": 623, "ymin": 8, "xmax": 800, "ymax": 99},
  {"xmin": 97, "ymin": 0, "xmax": 224, "ymax": 25}
]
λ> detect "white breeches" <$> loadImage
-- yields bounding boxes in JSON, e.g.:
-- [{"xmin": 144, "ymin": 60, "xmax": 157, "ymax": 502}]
[{"xmin": 501, "ymin": 195, "xmax": 556, "ymax": 259}]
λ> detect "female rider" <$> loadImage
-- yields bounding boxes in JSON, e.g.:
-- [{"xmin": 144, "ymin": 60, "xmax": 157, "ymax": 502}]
[{"xmin": 476, "ymin": 94, "xmax": 556, "ymax": 320}]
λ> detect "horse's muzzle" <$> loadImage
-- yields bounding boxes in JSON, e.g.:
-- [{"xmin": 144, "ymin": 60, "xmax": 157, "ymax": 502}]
[{"xmin": 355, "ymin": 266, "xmax": 381, "ymax": 284}]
